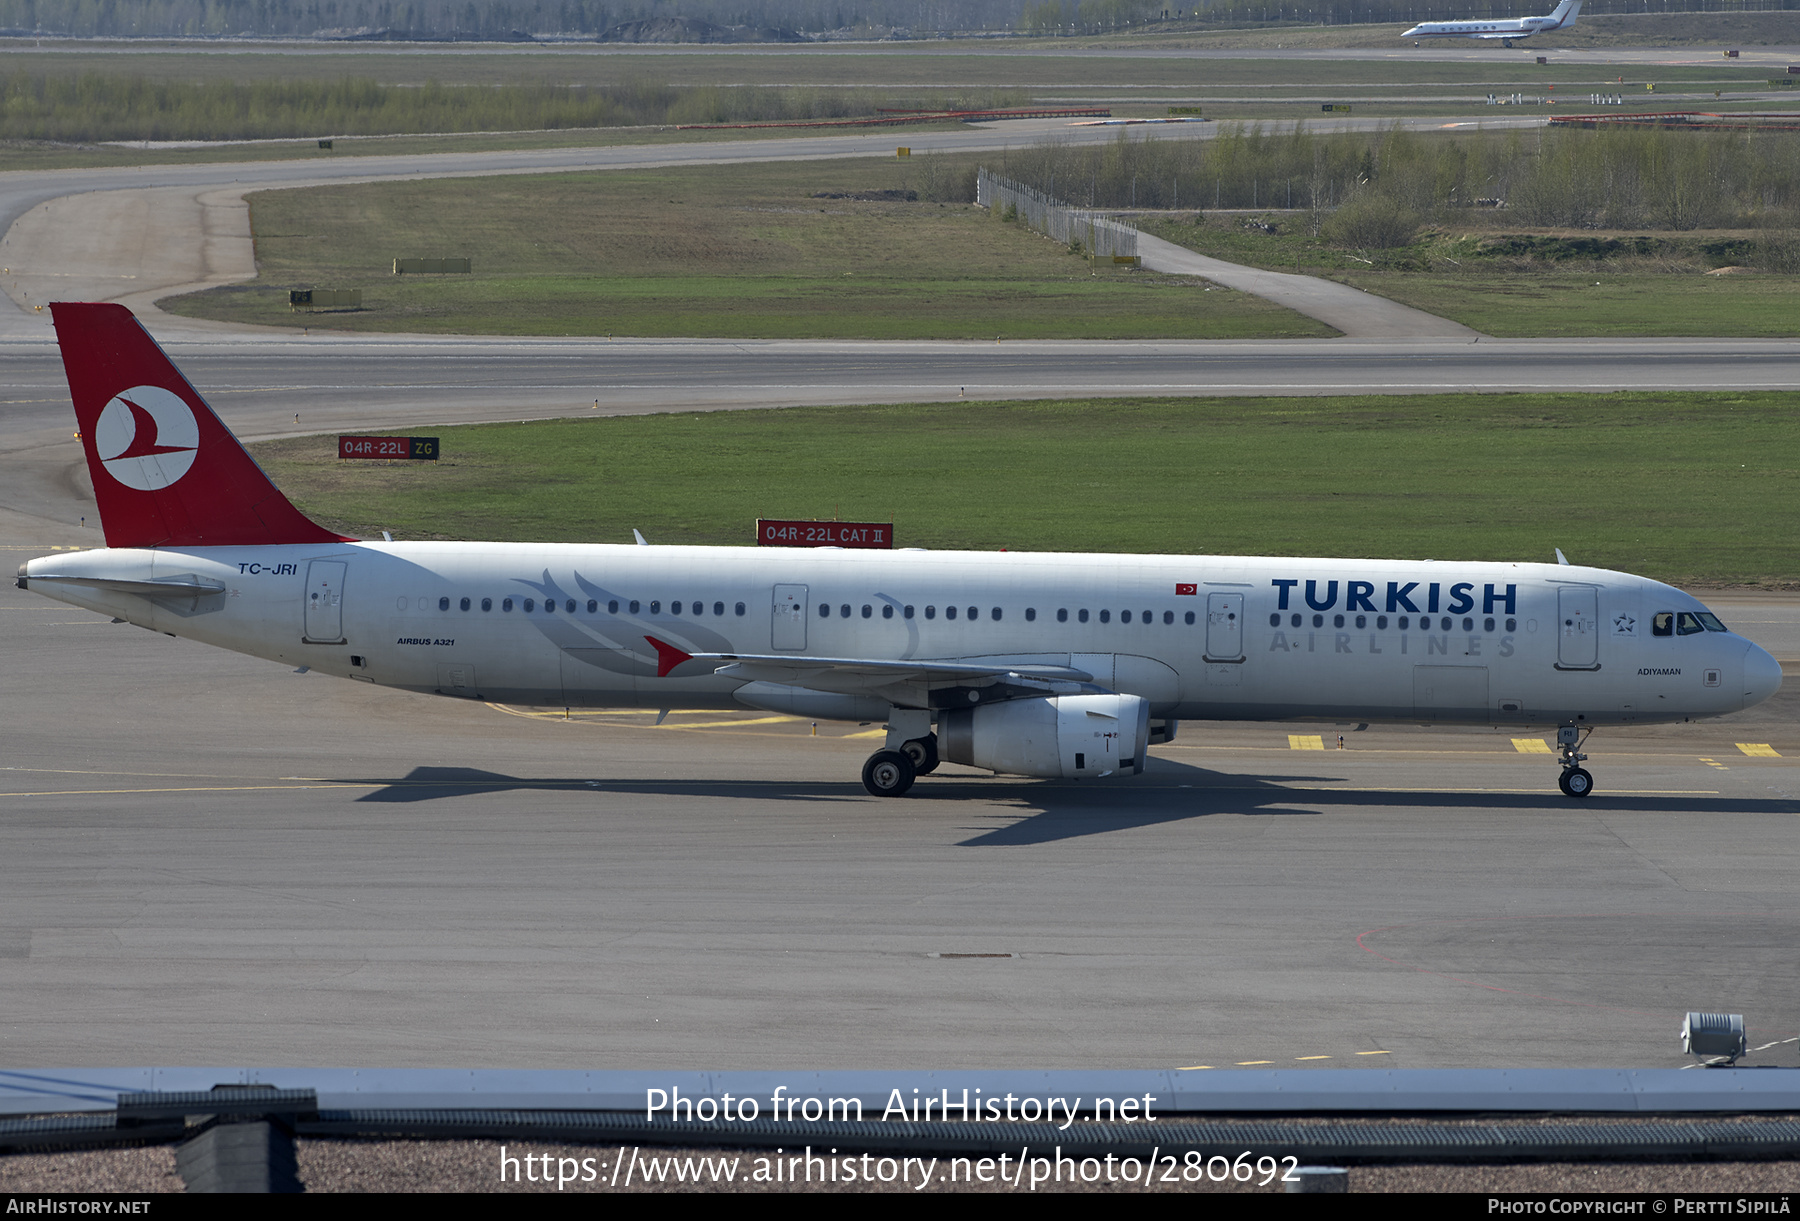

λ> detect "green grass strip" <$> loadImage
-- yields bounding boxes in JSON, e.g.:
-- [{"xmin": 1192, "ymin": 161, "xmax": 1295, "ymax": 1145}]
[{"xmin": 250, "ymin": 392, "xmax": 1800, "ymax": 587}]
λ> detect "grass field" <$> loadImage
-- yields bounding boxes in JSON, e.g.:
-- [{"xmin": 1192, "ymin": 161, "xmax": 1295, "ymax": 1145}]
[
  {"xmin": 1138, "ymin": 215, "xmax": 1800, "ymax": 338},
  {"xmin": 1330, "ymin": 271, "xmax": 1800, "ymax": 338},
  {"xmin": 160, "ymin": 159, "xmax": 1330, "ymax": 339},
  {"xmin": 248, "ymin": 392, "xmax": 1800, "ymax": 587}
]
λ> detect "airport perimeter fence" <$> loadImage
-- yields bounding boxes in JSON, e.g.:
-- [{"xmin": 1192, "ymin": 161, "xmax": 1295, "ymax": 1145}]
[{"xmin": 976, "ymin": 169, "xmax": 1139, "ymax": 260}]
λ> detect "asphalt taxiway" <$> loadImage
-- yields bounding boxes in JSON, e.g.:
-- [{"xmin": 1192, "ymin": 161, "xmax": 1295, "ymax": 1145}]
[{"xmin": 1, "ymin": 546, "xmax": 1794, "ymax": 1070}]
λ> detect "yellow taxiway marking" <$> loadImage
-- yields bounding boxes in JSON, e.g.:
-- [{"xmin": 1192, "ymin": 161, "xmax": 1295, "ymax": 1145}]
[
  {"xmin": 1512, "ymin": 738, "xmax": 1553, "ymax": 754},
  {"xmin": 1288, "ymin": 734, "xmax": 1324, "ymax": 750},
  {"xmin": 655, "ymin": 716, "xmax": 797, "ymax": 730},
  {"xmin": 1699, "ymin": 757, "xmax": 1729, "ymax": 770},
  {"xmin": 844, "ymin": 729, "xmax": 887, "ymax": 739},
  {"xmin": 1356, "ymin": 1050, "xmax": 1391, "ymax": 1056},
  {"xmin": 1177, "ymin": 1065, "xmax": 1215, "ymax": 1071},
  {"xmin": 1235, "ymin": 1060, "xmax": 1274, "ymax": 1066},
  {"xmin": 1295, "ymin": 1055, "xmax": 1333, "ymax": 1061},
  {"xmin": 1738, "ymin": 743, "xmax": 1782, "ymax": 757}
]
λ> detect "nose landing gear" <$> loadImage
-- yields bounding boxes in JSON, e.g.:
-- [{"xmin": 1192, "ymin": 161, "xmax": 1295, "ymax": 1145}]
[{"xmin": 1557, "ymin": 725, "xmax": 1594, "ymax": 798}]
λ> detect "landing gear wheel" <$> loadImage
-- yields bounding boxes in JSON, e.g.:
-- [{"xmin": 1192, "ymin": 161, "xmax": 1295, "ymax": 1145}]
[
  {"xmin": 901, "ymin": 733, "xmax": 939, "ymax": 776},
  {"xmin": 862, "ymin": 749, "xmax": 917, "ymax": 797},
  {"xmin": 1559, "ymin": 767, "xmax": 1594, "ymax": 798}
]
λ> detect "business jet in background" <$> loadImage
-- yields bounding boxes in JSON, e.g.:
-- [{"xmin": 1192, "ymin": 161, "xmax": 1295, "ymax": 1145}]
[
  {"xmin": 19, "ymin": 304, "xmax": 1780, "ymax": 799},
  {"xmin": 1403, "ymin": 0, "xmax": 1581, "ymax": 46}
]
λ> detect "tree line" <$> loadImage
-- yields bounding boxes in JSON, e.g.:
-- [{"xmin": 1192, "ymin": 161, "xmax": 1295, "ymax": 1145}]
[
  {"xmin": 4, "ymin": 0, "xmax": 1797, "ymax": 38},
  {"xmin": 0, "ymin": 71, "xmax": 1026, "ymax": 139},
  {"xmin": 997, "ymin": 122, "xmax": 1800, "ymax": 240}
]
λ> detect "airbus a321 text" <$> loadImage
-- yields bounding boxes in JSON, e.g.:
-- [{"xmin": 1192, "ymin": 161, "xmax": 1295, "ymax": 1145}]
[
  {"xmin": 19, "ymin": 304, "xmax": 1781, "ymax": 798},
  {"xmin": 1402, "ymin": 0, "xmax": 1581, "ymax": 46}
]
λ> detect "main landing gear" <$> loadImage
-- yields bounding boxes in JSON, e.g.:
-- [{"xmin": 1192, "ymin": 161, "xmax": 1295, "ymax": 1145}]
[
  {"xmin": 862, "ymin": 733, "xmax": 938, "ymax": 797},
  {"xmin": 1557, "ymin": 725, "xmax": 1594, "ymax": 798}
]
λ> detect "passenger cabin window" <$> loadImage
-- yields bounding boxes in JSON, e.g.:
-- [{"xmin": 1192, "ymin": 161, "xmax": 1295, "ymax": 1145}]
[
  {"xmin": 588, "ymin": 600, "xmax": 599, "ymax": 614},
  {"xmin": 862, "ymin": 605, "xmax": 872, "ymax": 619},
  {"xmin": 1078, "ymin": 610, "xmax": 1089, "ymax": 624},
  {"xmin": 735, "ymin": 602, "xmax": 746, "ymax": 616},
  {"xmin": 946, "ymin": 606, "xmax": 958, "ymax": 621},
  {"xmin": 1057, "ymin": 609, "xmax": 1068, "ymax": 623},
  {"xmin": 1185, "ymin": 612, "xmax": 1195, "ymax": 625},
  {"xmin": 524, "ymin": 599, "xmax": 536, "ymax": 613},
  {"xmin": 629, "ymin": 600, "xmax": 640, "ymax": 614},
  {"xmin": 903, "ymin": 605, "xmax": 914, "ymax": 619},
  {"xmin": 818, "ymin": 603, "xmax": 830, "ymax": 618},
  {"xmin": 481, "ymin": 598, "xmax": 493, "ymax": 612},
  {"xmin": 439, "ymin": 597, "xmax": 450, "ymax": 611},
  {"xmin": 459, "ymin": 597, "xmax": 470, "ymax": 611},
  {"xmin": 1099, "ymin": 610, "xmax": 1111, "ymax": 624},
  {"xmin": 1026, "ymin": 608, "xmax": 1037, "ymax": 622},
  {"xmin": 991, "ymin": 607, "xmax": 1002, "ymax": 622},
  {"xmin": 926, "ymin": 606, "xmax": 936, "ymax": 620},
  {"xmin": 714, "ymin": 602, "xmax": 725, "ymax": 616},
  {"xmin": 883, "ymin": 605, "xmax": 894, "ymax": 619}
]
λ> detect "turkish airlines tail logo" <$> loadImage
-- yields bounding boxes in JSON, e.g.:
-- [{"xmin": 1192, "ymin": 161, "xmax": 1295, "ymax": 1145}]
[
  {"xmin": 95, "ymin": 386, "xmax": 199, "ymax": 490},
  {"xmin": 52, "ymin": 302, "xmax": 351, "ymax": 549}
]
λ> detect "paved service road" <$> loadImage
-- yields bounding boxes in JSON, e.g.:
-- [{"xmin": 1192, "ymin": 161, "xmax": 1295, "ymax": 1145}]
[{"xmin": 0, "ymin": 113, "xmax": 1545, "ymax": 340}]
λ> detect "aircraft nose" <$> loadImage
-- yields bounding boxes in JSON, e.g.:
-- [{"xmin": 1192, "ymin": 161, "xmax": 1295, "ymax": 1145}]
[{"xmin": 1744, "ymin": 642, "xmax": 1783, "ymax": 709}]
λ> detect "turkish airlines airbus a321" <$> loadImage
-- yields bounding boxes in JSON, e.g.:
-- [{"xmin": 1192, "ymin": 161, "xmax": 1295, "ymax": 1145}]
[
  {"xmin": 19, "ymin": 304, "xmax": 1782, "ymax": 797},
  {"xmin": 1402, "ymin": 0, "xmax": 1581, "ymax": 46}
]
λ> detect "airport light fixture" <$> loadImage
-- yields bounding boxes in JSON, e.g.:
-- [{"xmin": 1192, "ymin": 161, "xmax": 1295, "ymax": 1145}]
[{"xmin": 1681, "ymin": 1012, "xmax": 1747, "ymax": 1065}]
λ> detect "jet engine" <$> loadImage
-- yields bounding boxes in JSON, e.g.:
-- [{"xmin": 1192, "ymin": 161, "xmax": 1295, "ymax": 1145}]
[{"xmin": 938, "ymin": 693, "xmax": 1151, "ymax": 779}]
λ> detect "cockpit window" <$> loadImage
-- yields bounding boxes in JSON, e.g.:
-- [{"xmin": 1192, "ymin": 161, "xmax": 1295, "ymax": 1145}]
[
  {"xmin": 1676, "ymin": 612, "xmax": 1706, "ymax": 636},
  {"xmin": 1697, "ymin": 612, "xmax": 1728, "ymax": 632},
  {"xmin": 1653, "ymin": 612, "xmax": 1674, "ymax": 637}
]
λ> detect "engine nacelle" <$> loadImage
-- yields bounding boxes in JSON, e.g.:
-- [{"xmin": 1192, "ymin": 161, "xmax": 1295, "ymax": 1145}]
[{"xmin": 939, "ymin": 693, "xmax": 1151, "ymax": 779}]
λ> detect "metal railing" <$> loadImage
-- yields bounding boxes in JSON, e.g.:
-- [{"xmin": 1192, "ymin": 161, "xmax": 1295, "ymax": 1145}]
[{"xmin": 977, "ymin": 168, "xmax": 1139, "ymax": 260}]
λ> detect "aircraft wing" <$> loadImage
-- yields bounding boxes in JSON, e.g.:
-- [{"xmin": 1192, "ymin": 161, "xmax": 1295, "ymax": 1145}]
[{"xmin": 642, "ymin": 635, "xmax": 1096, "ymax": 693}]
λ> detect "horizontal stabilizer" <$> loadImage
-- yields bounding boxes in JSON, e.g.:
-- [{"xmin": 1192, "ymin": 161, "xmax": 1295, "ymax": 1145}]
[{"xmin": 22, "ymin": 573, "xmax": 227, "ymax": 598}]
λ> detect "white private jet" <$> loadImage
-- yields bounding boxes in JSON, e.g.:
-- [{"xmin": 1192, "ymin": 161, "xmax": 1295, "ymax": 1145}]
[
  {"xmin": 18, "ymin": 304, "xmax": 1781, "ymax": 798},
  {"xmin": 1402, "ymin": 0, "xmax": 1581, "ymax": 46}
]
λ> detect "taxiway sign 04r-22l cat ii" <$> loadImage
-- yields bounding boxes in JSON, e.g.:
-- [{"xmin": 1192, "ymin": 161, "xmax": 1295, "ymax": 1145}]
[{"xmin": 19, "ymin": 304, "xmax": 1782, "ymax": 797}]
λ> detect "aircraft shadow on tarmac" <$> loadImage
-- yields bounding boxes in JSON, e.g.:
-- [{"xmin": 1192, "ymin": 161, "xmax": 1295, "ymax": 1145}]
[{"xmin": 347, "ymin": 763, "xmax": 1800, "ymax": 847}]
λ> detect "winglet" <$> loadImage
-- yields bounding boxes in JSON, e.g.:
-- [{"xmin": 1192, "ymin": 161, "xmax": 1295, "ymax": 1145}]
[{"xmin": 644, "ymin": 635, "xmax": 695, "ymax": 678}]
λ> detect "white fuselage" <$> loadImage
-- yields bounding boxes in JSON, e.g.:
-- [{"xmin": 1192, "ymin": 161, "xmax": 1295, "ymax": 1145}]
[{"xmin": 23, "ymin": 543, "xmax": 1778, "ymax": 730}]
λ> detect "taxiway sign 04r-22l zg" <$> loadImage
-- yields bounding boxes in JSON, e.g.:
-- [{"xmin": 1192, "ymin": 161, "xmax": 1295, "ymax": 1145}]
[{"xmin": 19, "ymin": 303, "xmax": 1782, "ymax": 797}]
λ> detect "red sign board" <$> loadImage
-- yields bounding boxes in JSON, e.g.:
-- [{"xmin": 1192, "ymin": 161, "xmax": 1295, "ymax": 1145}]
[
  {"xmin": 757, "ymin": 519, "xmax": 892, "ymax": 548},
  {"xmin": 339, "ymin": 435, "xmax": 438, "ymax": 461}
]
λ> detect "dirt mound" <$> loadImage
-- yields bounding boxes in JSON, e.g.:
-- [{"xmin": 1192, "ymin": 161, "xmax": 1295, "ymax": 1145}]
[{"xmin": 811, "ymin": 190, "xmax": 918, "ymax": 202}]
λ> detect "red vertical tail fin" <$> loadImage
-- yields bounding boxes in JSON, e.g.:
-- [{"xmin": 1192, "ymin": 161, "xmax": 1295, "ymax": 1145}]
[{"xmin": 50, "ymin": 302, "xmax": 351, "ymax": 549}]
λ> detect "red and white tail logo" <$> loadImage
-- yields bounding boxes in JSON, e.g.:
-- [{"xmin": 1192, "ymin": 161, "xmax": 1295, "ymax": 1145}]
[{"xmin": 51, "ymin": 303, "xmax": 350, "ymax": 549}]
